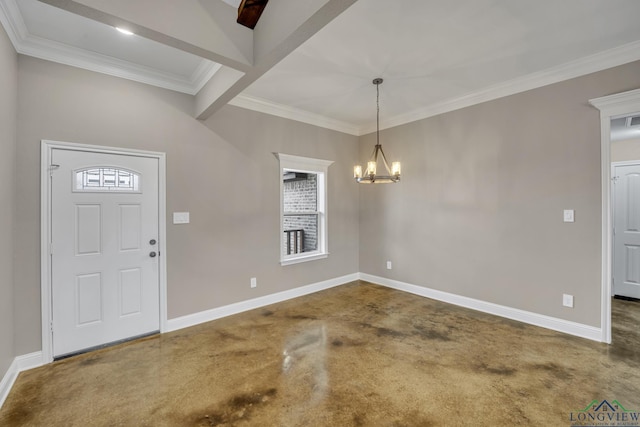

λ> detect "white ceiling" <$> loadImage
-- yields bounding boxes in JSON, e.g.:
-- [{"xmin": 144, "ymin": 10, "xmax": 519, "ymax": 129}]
[
  {"xmin": 0, "ymin": 0, "xmax": 222, "ymax": 94},
  {"xmin": 2, "ymin": 0, "xmax": 640, "ymax": 135},
  {"xmin": 237, "ymin": 0, "xmax": 640, "ymax": 134}
]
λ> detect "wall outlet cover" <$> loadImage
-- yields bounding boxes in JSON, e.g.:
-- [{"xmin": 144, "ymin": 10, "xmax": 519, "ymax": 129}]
[
  {"xmin": 563, "ymin": 210, "xmax": 575, "ymax": 223},
  {"xmin": 562, "ymin": 294, "xmax": 574, "ymax": 308}
]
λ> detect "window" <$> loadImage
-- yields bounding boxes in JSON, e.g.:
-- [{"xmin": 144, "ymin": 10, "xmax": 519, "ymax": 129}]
[
  {"xmin": 74, "ymin": 167, "xmax": 140, "ymax": 192},
  {"xmin": 277, "ymin": 154, "xmax": 333, "ymax": 265}
]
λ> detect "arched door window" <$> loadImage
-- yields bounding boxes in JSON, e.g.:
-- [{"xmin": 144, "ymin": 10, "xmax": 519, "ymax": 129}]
[{"xmin": 73, "ymin": 167, "xmax": 141, "ymax": 192}]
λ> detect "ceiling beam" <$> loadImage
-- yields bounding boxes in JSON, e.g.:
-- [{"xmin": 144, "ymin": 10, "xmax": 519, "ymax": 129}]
[
  {"xmin": 38, "ymin": 0, "xmax": 254, "ymax": 71},
  {"xmin": 38, "ymin": 0, "xmax": 359, "ymax": 121},
  {"xmin": 237, "ymin": 0, "xmax": 269, "ymax": 30},
  {"xmin": 196, "ymin": 0, "xmax": 358, "ymax": 119}
]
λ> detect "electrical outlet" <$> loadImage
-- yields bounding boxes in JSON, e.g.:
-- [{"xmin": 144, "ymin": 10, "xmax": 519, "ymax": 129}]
[
  {"xmin": 250, "ymin": 277, "xmax": 257, "ymax": 288},
  {"xmin": 563, "ymin": 210, "xmax": 575, "ymax": 223},
  {"xmin": 386, "ymin": 261, "xmax": 392, "ymax": 270},
  {"xmin": 562, "ymin": 294, "xmax": 574, "ymax": 308}
]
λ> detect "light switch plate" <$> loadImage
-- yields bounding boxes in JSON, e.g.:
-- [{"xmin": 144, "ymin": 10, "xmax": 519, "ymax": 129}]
[
  {"xmin": 563, "ymin": 210, "xmax": 575, "ymax": 223},
  {"xmin": 563, "ymin": 294, "xmax": 574, "ymax": 308},
  {"xmin": 173, "ymin": 212, "xmax": 190, "ymax": 224}
]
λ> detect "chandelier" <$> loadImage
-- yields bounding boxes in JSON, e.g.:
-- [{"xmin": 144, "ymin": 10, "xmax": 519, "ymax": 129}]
[{"xmin": 354, "ymin": 78, "xmax": 401, "ymax": 184}]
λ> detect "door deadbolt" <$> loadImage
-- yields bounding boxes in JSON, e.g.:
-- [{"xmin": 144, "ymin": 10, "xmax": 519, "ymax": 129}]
[
  {"xmin": 149, "ymin": 251, "xmax": 157, "ymax": 258},
  {"xmin": 149, "ymin": 239, "xmax": 156, "ymax": 245}
]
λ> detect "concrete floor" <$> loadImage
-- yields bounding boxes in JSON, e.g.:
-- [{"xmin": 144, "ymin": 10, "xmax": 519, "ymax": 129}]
[{"xmin": 1, "ymin": 281, "xmax": 639, "ymax": 426}]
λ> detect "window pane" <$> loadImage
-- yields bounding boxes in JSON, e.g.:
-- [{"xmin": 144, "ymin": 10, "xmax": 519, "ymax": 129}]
[
  {"xmin": 283, "ymin": 171, "xmax": 317, "ymax": 212},
  {"xmin": 283, "ymin": 170, "xmax": 318, "ymax": 254},
  {"xmin": 283, "ymin": 214, "xmax": 318, "ymax": 254},
  {"xmin": 74, "ymin": 168, "xmax": 140, "ymax": 192}
]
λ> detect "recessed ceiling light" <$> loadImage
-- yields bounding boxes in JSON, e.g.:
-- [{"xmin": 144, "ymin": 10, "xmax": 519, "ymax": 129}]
[{"xmin": 115, "ymin": 27, "xmax": 134, "ymax": 36}]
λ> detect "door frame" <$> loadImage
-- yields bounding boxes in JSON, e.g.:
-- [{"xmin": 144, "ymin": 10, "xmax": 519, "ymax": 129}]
[
  {"xmin": 590, "ymin": 88, "xmax": 640, "ymax": 344},
  {"xmin": 40, "ymin": 140, "xmax": 168, "ymax": 363}
]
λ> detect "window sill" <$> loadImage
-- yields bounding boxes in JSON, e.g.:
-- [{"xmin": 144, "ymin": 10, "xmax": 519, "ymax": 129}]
[{"xmin": 280, "ymin": 252, "xmax": 328, "ymax": 266}]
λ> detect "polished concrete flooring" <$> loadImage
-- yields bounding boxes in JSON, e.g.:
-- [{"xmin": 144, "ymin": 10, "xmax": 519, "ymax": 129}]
[{"xmin": 1, "ymin": 281, "xmax": 639, "ymax": 426}]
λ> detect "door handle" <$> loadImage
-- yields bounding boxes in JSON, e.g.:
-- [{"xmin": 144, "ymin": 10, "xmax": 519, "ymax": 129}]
[
  {"xmin": 149, "ymin": 239, "xmax": 156, "ymax": 245},
  {"xmin": 149, "ymin": 251, "xmax": 157, "ymax": 258}
]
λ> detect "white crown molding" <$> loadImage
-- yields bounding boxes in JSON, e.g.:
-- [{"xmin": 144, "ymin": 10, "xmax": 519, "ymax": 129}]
[
  {"xmin": 367, "ymin": 40, "xmax": 640, "ymax": 135},
  {"xmin": 0, "ymin": 0, "xmax": 26, "ymax": 46},
  {"xmin": 229, "ymin": 94, "xmax": 361, "ymax": 136},
  {"xmin": 191, "ymin": 60, "xmax": 222, "ymax": 94},
  {"xmin": 237, "ymin": 40, "xmax": 640, "ymax": 136},
  {"xmin": 0, "ymin": 0, "xmax": 219, "ymax": 95}
]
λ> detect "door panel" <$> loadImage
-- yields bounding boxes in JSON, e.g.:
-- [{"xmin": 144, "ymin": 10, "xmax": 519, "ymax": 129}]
[
  {"xmin": 51, "ymin": 149, "xmax": 160, "ymax": 357},
  {"xmin": 76, "ymin": 204, "xmax": 102, "ymax": 255},
  {"xmin": 613, "ymin": 164, "xmax": 640, "ymax": 299},
  {"xmin": 76, "ymin": 273, "xmax": 102, "ymax": 325},
  {"xmin": 119, "ymin": 268, "xmax": 142, "ymax": 316},
  {"xmin": 119, "ymin": 204, "xmax": 141, "ymax": 251}
]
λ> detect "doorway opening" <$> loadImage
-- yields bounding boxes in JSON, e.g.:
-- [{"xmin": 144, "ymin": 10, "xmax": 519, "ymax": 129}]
[{"xmin": 590, "ymin": 88, "xmax": 640, "ymax": 343}]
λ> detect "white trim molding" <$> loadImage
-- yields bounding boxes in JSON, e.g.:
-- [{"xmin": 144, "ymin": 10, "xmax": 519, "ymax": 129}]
[
  {"xmin": 0, "ymin": 360, "xmax": 18, "ymax": 410},
  {"xmin": 360, "ymin": 273, "xmax": 603, "ymax": 342},
  {"xmin": 0, "ymin": 0, "xmax": 219, "ymax": 95},
  {"xmin": 232, "ymin": 42, "xmax": 640, "ymax": 136},
  {"xmin": 0, "ymin": 352, "xmax": 44, "ymax": 409},
  {"xmin": 40, "ymin": 140, "xmax": 168, "ymax": 363},
  {"xmin": 230, "ymin": 94, "xmax": 361, "ymax": 136},
  {"xmin": 2, "ymin": 271, "xmax": 608, "ymax": 408},
  {"xmin": 275, "ymin": 153, "xmax": 334, "ymax": 266},
  {"xmin": 167, "ymin": 273, "xmax": 358, "ymax": 332},
  {"xmin": 589, "ymin": 88, "xmax": 640, "ymax": 344}
]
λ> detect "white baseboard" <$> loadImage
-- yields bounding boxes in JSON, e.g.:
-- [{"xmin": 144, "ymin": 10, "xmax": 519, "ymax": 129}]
[
  {"xmin": 166, "ymin": 273, "xmax": 359, "ymax": 332},
  {"xmin": 1, "ymin": 272, "xmax": 604, "ymax": 409},
  {"xmin": 0, "ymin": 358, "xmax": 18, "ymax": 409},
  {"xmin": 16, "ymin": 352, "xmax": 44, "ymax": 371},
  {"xmin": 359, "ymin": 273, "xmax": 603, "ymax": 342},
  {"xmin": 0, "ymin": 351, "xmax": 43, "ymax": 409}
]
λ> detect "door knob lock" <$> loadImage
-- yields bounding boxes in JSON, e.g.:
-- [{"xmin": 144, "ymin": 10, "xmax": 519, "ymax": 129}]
[
  {"xmin": 149, "ymin": 251, "xmax": 157, "ymax": 258},
  {"xmin": 149, "ymin": 239, "xmax": 157, "ymax": 245}
]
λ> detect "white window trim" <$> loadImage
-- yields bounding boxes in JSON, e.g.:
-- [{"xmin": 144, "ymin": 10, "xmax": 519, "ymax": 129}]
[{"xmin": 276, "ymin": 153, "xmax": 333, "ymax": 266}]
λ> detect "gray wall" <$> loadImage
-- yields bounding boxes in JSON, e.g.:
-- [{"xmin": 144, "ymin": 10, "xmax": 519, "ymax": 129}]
[
  {"xmin": 0, "ymin": 25, "xmax": 17, "ymax": 378},
  {"xmin": 15, "ymin": 56, "xmax": 359, "ymax": 355},
  {"xmin": 612, "ymin": 137, "xmax": 640, "ymax": 162},
  {"xmin": 8, "ymin": 50, "xmax": 640, "ymax": 359},
  {"xmin": 359, "ymin": 61, "xmax": 640, "ymax": 328}
]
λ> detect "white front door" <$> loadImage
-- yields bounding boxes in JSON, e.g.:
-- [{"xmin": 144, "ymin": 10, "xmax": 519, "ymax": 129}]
[
  {"xmin": 51, "ymin": 148, "xmax": 160, "ymax": 357},
  {"xmin": 613, "ymin": 163, "xmax": 640, "ymax": 299}
]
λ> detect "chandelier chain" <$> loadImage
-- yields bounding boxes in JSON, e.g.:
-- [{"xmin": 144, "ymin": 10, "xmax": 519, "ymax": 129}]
[{"xmin": 376, "ymin": 80, "xmax": 380, "ymax": 146}]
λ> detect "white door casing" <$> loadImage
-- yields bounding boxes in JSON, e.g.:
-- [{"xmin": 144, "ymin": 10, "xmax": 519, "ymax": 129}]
[
  {"xmin": 42, "ymin": 140, "xmax": 167, "ymax": 361},
  {"xmin": 590, "ymin": 89, "xmax": 640, "ymax": 344},
  {"xmin": 613, "ymin": 163, "xmax": 640, "ymax": 299}
]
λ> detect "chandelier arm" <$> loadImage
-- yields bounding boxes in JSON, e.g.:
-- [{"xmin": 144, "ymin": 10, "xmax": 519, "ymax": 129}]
[{"xmin": 378, "ymin": 145, "xmax": 394, "ymax": 176}]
